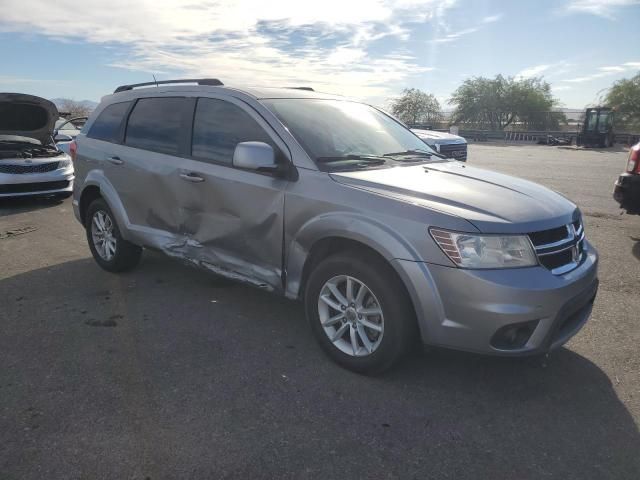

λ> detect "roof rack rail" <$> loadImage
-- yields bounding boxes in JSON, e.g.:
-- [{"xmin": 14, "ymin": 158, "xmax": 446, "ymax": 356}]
[
  {"xmin": 114, "ymin": 78, "xmax": 223, "ymax": 93},
  {"xmin": 286, "ymin": 87, "xmax": 314, "ymax": 91}
]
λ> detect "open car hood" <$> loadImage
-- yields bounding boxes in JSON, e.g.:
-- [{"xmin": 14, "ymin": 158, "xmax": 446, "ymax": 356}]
[{"xmin": 0, "ymin": 93, "xmax": 58, "ymax": 145}]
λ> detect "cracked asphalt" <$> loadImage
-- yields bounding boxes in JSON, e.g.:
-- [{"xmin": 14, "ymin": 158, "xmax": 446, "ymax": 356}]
[{"xmin": 1, "ymin": 143, "xmax": 639, "ymax": 479}]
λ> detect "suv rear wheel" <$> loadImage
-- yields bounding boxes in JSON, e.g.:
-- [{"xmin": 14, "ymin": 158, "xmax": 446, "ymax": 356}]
[
  {"xmin": 85, "ymin": 198, "xmax": 142, "ymax": 272},
  {"xmin": 305, "ymin": 252, "xmax": 415, "ymax": 374}
]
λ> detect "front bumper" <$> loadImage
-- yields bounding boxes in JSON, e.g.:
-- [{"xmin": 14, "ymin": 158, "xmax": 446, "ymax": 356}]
[
  {"xmin": 394, "ymin": 242, "xmax": 598, "ymax": 355},
  {"xmin": 613, "ymin": 173, "xmax": 640, "ymax": 214},
  {"xmin": 0, "ymin": 168, "xmax": 74, "ymax": 197}
]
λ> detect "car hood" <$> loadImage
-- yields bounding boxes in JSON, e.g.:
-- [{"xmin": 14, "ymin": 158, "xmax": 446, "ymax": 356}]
[
  {"xmin": 330, "ymin": 162, "xmax": 578, "ymax": 233},
  {"xmin": 0, "ymin": 93, "xmax": 58, "ymax": 145},
  {"xmin": 412, "ymin": 129, "xmax": 465, "ymax": 142}
]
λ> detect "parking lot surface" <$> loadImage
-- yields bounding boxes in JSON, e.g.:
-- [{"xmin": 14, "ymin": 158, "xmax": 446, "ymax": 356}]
[{"xmin": 1, "ymin": 144, "xmax": 639, "ymax": 479}]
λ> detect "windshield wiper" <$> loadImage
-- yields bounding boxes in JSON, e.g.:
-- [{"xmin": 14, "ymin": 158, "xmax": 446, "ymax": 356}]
[
  {"xmin": 316, "ymin": 154, "xmax": 387, "ymax": 165},
  {"xmin": 384, "ymin": 149, "xmax": 450, "ymax": 161},
  {"xmin": 383, "ymin": 149, "xmax": 432, "ymax": 158}
]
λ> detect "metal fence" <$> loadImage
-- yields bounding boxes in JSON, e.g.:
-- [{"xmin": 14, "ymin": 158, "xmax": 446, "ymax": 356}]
[
  {"xmin": 424, "ymin": 128, "xmax": 640, "ymax": 146},
  {"xmin": 412, "ymin": 109, "xmax": 639, "ymax": 145}
]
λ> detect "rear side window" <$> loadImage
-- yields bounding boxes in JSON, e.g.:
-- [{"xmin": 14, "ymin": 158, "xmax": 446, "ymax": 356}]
[
  {"xmin": 125, "ymin": 97, "xmax": 186, "ymax": 155},
  {"xmin": 87, "ymin": 102, "xmax": 130, "ymax": 142},
  {"xmin": 192, "ymin": 98, "xmax": 275, "ymax": 165}
]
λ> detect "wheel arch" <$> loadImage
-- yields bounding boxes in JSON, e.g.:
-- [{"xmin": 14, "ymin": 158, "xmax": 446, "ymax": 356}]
[
  {"xmin": 78, "ymin": 171, "xmax": 132, "ymax": 241},
  {"xmin": 286, "ymin": 213, "xmax": 422, "ymax": 299},
  {"xmin": 79, "ymin": 185, "xmax": 102, "ymax": 225}
]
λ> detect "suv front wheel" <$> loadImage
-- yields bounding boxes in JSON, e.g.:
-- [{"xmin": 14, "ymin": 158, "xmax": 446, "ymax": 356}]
[
  {"xmin": 85, "ymin": 198, "xmax": 142, "ymax": 272},
  {"xmin": 305, "ymin": 252, "xmax": 416, "ymax": 374}
]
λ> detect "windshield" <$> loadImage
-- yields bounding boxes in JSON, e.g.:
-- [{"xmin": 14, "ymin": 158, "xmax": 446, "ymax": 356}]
[
  {"xmin": 586, "ymin": 111, "xmax": 598, "ymax": 132},
  {"xmin": 55, "ymin": 117, "xmax": 85, "ymax": 131},
  {"xmin": 597, "ymin": 112, "xmax": 611, "ymax": 132},
  {"xmin": 262, "ymin": 99, "xmax": 437, "ymax": 169}
]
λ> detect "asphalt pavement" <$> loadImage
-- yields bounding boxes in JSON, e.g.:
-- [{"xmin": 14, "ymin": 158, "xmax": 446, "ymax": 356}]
[{"xmin": 1, "ymin": 143, "xmax": 639, "ymax": 479}]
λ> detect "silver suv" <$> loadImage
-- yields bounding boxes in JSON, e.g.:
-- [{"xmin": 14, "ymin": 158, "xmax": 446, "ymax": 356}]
[{"xmin": 72, "ymin": 79, "xmax": 599, "ymax": 373}]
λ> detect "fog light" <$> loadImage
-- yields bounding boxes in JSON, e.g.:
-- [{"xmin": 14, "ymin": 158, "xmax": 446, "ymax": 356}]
[{"xmin": 491, "ymin": 320, "xmax": 539, "ymax": 350}]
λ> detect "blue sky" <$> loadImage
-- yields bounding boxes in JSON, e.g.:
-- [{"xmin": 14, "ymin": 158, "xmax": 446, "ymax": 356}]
[{"xmin": 0, "ymin": 0, "xmax": 639, "ymax": 109}]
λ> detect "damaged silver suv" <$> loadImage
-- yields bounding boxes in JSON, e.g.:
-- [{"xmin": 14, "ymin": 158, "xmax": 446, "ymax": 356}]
[{"xmin": 73, "ymin": 79, "xmax": 598, "ymax": 373}]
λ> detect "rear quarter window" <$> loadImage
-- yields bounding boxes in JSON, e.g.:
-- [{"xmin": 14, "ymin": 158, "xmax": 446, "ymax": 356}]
[{"xmin": 87, "ymin": 101, "xmax": 130, "ymax": 142}]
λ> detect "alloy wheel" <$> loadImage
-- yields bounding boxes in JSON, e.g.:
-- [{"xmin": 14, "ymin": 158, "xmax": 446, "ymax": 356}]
[
  {"xmin": 91, "ymin": 210, "xmax": 116, "ymax": 261},
  {"xmin": 317, "ymin": 275, "xmax": 384, "ymax": 357}
]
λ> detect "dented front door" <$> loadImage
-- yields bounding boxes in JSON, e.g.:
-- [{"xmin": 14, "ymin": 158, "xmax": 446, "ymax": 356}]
[
  {"xmin": 172, "ymin": 159, "xmax": 287, "ymax": 291},
  {"xmin": 169, "ymin": 96, "xmax": 289, "ymax": 292}
]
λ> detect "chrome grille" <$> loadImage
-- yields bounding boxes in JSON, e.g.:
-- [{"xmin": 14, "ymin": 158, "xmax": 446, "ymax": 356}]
[
  {"xmin": 528, "ymin": 219, "xmax": 585, "ymax": 275},
  {"xmin": 438, "ymin": 144, "xmax": 467, "ymax": 161},
  {"xmin": 0, "ymin": 162, "xmax": 60, "ymax": 174}
]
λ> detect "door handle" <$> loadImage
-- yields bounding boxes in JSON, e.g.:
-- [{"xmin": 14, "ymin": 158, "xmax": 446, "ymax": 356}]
[
  {"xmin": 107, "ymin": 156, "xmax": 124, "ymax": 165},
  {"xmin": 179, "ymin": 172, "xmax": 205, "ymax": 183}
]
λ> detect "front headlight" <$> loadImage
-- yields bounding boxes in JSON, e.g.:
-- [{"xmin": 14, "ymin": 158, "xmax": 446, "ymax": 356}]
[
  {"xmin": 430, "ymin": 228, "xmax": 538, "ymax": 269},
  {"xmin": 58, "ymin": 158, "xmax": 72, "ymax": 169}
]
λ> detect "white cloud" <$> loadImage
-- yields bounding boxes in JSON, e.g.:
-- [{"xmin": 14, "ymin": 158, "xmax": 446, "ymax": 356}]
[
  {"xmin": 433, "ymin": 27, "xmax": 480, "ymax": 43},
  {"xmin": 0, "ymin": 0, "xmax": 459, "ymax": 103},
  {"xmin": 481, "ymin": 14, "xmax": 503, "ymax": 23},
  {"xmin": 564, "ymin": 73, "xmax": 609, "ymax": 83},
  {"xmin": 564, "ymin": 0, "xmax": 640, "ymax": 19},
  {"xmin": 599, "ymin": 66, "xmax": 626, "ymax": 72},
  {"xmin": 515, "ymin": 60, "xmax": 575, "ymax": 80},
  {"xmin": 431, "ymin": 11, "xmax": 502, "ymax": 44},
  {"xmin": 561, "ymin": 60, "xmax": 640, "ymax": 83},
  {"xmin": 516, "ymin": 64, "xmax": 553, "ymax": 78}
]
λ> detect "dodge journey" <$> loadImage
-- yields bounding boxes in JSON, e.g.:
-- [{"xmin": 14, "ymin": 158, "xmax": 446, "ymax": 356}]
[{"xmin": 72, "ymin": 79, "xmax": 599, "ymax": 373}]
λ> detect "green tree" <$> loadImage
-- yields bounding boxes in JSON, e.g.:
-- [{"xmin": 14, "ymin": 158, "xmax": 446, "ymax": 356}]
[
  {"xmin": 389, "ymin": 88, "xmax": 443, "ymax": 125},
  {"xmin": 448, "ymin": 75, "xmax": 564, "ymax": 130},
  {"xmin": 604, "ymin": 72, "xmax": 640, "ymax": 131}
]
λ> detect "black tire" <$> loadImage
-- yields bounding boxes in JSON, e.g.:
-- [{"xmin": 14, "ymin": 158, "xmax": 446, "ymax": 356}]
[
  {"xmin": 85, "ymin": 198, "xmax": 142, "ymax": 272},
  {"xmin": 304, "ymin": 251, "xmax": 416, "ymax": 374}
]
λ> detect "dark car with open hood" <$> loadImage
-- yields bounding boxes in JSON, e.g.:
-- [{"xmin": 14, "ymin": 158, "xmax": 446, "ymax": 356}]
[{"xmin": 0, "ymin": 93, "xmax": 74, "ymax": 198}]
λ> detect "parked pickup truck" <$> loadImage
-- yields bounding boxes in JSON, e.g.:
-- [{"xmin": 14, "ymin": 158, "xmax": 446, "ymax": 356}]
[{"xmin": 411, "ymin": 128, "xmax": 468, "ymax": 161}]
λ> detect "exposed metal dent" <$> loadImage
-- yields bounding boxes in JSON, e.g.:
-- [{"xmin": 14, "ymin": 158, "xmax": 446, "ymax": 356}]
[
  {"xmin": 161, "ymin": 235, "xmax": 280, "ymax": 292},
  {"xmin": 164, "ymin": 237, "xmax": 203, "ymax": 250},
  {"xmin": 200, "ymin": 262, "xmax": 272, "ymax": 290}
]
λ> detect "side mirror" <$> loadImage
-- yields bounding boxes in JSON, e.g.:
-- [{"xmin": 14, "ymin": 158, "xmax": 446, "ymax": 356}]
[
  {"xmin": 55, "ymin": 133, "xmax": 73, "ymax": 143},
  {"xmin": 232, "ymin": 141, "xmax": 278, "ymax": 172}
]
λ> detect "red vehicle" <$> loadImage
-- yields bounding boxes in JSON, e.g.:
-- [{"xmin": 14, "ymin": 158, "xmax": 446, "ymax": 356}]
[{"xmin": 614, "ymin": 142, "xmax": 640, "ymax": 214}]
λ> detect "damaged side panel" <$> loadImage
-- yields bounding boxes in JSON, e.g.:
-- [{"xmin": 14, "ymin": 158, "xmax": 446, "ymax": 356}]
[{"xmin": 163, "ymin": 156, "xmax": 287, "ymax": 292}]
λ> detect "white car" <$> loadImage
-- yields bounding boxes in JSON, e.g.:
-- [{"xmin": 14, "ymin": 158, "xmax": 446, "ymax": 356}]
[
  {"xmin": 411, "ymin": 128, "xmax": 467, "ymax": 161},
  {"xmin": 54, "ymin": 116, "xmax": 87, "ymax": 155},
  {"xmin": 0, "ymin": 93, "xmax": 74, "ymax": 198}
]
